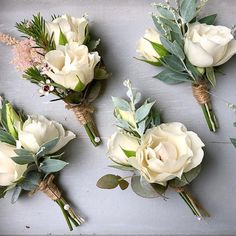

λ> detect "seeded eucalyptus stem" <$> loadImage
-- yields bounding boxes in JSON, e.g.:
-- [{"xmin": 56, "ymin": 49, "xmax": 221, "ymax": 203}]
[{"xmin": 177, "ymin": 188, "xmax": 210, "ymax": 220}]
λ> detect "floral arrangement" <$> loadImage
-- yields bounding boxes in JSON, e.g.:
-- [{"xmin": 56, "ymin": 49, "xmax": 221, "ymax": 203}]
[
  {"xmin": 97, "ymin": 80, "xmax": 209, "ymax": 219},
  {"xmin": 0, "ymin": 13, "xmax": 109, "ymax": 146},
  {"xmin": 136, "ymin": 0, "xmax": 236, "ymax": 132},
  {"xmin": 0, "ymin": 98, "xmax": 84, "ymax": 231}
]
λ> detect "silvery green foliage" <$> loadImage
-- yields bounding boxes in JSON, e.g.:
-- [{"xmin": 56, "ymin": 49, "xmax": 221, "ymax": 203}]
[
  {"xmin": 112, "ymin": 80, "xmax": 161, "ymax": 137},
  {"xmin": 150, "ymin": 1, "xmax": 217, "ymax": 85}
]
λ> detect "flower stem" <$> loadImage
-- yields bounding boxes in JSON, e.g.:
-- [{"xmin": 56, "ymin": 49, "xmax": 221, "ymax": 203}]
[
  {"xmin": 177, "ymin": 189, "xmax": 210, "ymax": 220},
  {"xmin": 84, "ymin": 121, "xmax": 101, "ymax": 147},
  {"xmin": 201, "ymin": 102, "xmax": 218, "ymax": 132}
]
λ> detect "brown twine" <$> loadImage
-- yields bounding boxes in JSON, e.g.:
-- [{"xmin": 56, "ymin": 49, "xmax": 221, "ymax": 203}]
[
  {"xmin": 192, "ymin": 80, "xmax": 210, "ymax": 105},
  {"xmin": 37, "ymin": 174, "xmax": 61, "ymax": 201},
  {"xmin": 66, "ymin": 102, "xmax": 94, "ymax": 125},
  {"xmin": 0, "ymin": 33, "xmax": 19, "ymax": 46}
]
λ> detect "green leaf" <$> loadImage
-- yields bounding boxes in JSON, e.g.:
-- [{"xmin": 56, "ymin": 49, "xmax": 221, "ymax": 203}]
[
  {"xmin": 185, "ymin": 59, "xmax": 202, "ymax": 78},
  {"xmin": 131, "ymin": 175, "xmax": 165, "ymax": 198},
  {"xmin": 121, "ymin": 147, "xmax": 136, "ymax": 158},
  {"xmin": 96, "ymin": 174, "xmax": 120, "ymax": 189},
  {"xmin": 0, "ymin": 129, "xmax": 16, "ymax": 145},
  {"xmin": 206, "ymin": 67, "xmax": 216, "ymax": 87},
  {"xmin": 94, "ymin": 67, "xmax": 110, "ymax": 80},
  {"xmin": 199, "ymin": 14, "xmax": 217, "ymax": 25},
  {"xmin": 74, "ymin": 78, "xmax": 85, "ymax": 92},
  {"xmin": 230, "ymin": 138, "xmax": 236, "ymax": 148},
  {"xmin": 11, "ymin": 186, "xmax": 22, "ymax": 204},
  {"xmin": 12, "ymin": 155, "xmax": 35, "ymax": 165},
  {"xmin": 150, "ymin": 109, "xmax": 161, "ymax": 126},
  {"xmin": 14, "ymin": 149, "xmax": 33, "ymax": 156},
  {"xmin": 135, "ymin": 57, "xmax": 162, "ymax": 67},
  {"xmin": 154, "ymin": 69, "xmax": 192, "ymax": 84},
  {"xmin": 135, "ymin": 102, "xmax": 155, "ymax": 123},
  {"xmin": 180, "ymin": 0, "xmax": 197, "ymax": 23},
  {"xmin": 108, "ymin": 165, "xmax": 135, "ymax": 171},
  {"xmin": 160, "ymin": 37, "xmax": 185, "ymax": 60},
  {"xmin": 170, "ymin": 31, "xmax": 184, "ymax": 47},
  {"xmin": 59, "ymin": 29, "xmax": 68, "ymax": 45},
  {"xmin": 87, "ymin": 80, "xmax": 102, "ymax": 102},
  {"xmin": 156, "ymin": 5, "xmax": 175, "ymax": 20},
  {"xmin": 118, "ymin": 179, "xmax": 129, "ymax": 190},
  {"xmin": 39, "ymin": 159, "xmax": 68, "ymax": 173},
  {"xmin": 87, "ymin": 39, "xmax": 100, "ymax": 51},
  {"xmin": 144, "ymin": 38, "xmax": 168, "ymax": 57},
  {"xmin": 0, "ymin": 186, "xmax": 7, "ymax": 199},
  {"xmin": 158, "ymin": 17, "xmax": 182, "ymax": 35},
  {"xmin": 36, "ymin": 138, "xmax": 59, "ymax": 157},
  {"xmin": 112, "ymin": 97, "xmax": 130, "ymax": 111},
  {"xmin": 19, "ymin": 171, "xmax": 42, "ymax": 191},
  {"xmin": 169, "ymin": 165, "xmax": 201, "ymax": 188},
  {"xmin": 152, "ymin": 15, "xmax": 166, "ymax": 36}
]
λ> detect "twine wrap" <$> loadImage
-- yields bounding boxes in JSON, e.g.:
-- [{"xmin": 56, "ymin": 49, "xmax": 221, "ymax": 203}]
[
  {"xmin": 66, "ymin": 102, "xmax": 94, "ymax": 126},
  {"xmin": 38, "ymin": 174, "xmax": 61, "ymax": 201},
  {"xmin": 192, "ymin": 80, "xmax": 210, "ymax": 105}
]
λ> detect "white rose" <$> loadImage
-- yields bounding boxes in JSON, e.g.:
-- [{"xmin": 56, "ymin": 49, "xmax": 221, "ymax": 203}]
[
  {"xmin": 44, "ymin": 43, "xmax": 100, "ymax": 91},
  {"xmin": 129, "ymin": 122, "xmax": 204, "ymax": 186},
  {"xmin": 115, "ymin": 108, "xmax": 136, "ymax": 127},
  {"xmin": 18, "ymin": 115, "xmax": 76, "ymax": 154},
  {"xmin": 0, "ymin": 142, "xmax": 27, "ymax": 186},
  {"xmin": 184, "ymin": 23, "xmax": 236, "ymax": 67},
  {"xmin": 137, "ymin": 28, "xmax": 161, "ymax": 62},
  {"xmin": 46, "ymin": 14, "xmax": 88, "ymax": 45},
  {"xmin": 107, "ymin": 131, "xmax": 139, "ymax": 165}
]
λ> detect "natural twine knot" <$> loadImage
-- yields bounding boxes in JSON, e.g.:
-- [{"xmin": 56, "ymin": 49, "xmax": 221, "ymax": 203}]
[
  {"xmin": 38, "ymin": 174, "xmax": 61, "ymax": 201},
  {"xmin": 192, "ymin": 80, "xmax": 210, "ymax": 105},
  {"xmin": 66, "ymin": 102, "xmax": 94, "ymax": 125}
]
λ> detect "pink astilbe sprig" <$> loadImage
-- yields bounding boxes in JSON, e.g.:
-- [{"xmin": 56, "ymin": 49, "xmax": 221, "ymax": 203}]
[
  {"xmin": 11, "ymin": 38, "xmax": 44, "ymax": 71},
  {"xmin": 0, "ymin": 33, "xmax": 19, "ymax": 46}
]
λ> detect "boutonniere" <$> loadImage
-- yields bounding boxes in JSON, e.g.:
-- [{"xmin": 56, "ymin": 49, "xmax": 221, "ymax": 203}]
[
  {"xmin": 136, "ymin": 0, "xmax": 236, "ymax": 132},
  {"xmin": 0, "ymin": 98, "xmax": 84, "ymax": 231},
  {"xmin": 0, "ymin": 13, "xmax": 110, "ymax": 146},
  {"xmin": 97, "ymin": 80, "xmax": 209, "ymax": 219}
]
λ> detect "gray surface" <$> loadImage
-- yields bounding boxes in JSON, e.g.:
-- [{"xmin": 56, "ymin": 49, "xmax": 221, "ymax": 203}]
[{"xmin": 0, "ymin": 0, "xmax": 236, "ymax": 235}]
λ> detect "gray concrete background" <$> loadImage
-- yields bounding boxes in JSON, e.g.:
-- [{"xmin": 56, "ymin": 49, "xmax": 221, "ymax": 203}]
[{"xmin": 0, "ymin": 0, "xmax": 236, "ymax": 235}]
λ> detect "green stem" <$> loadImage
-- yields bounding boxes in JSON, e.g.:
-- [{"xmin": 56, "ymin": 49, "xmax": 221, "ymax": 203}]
[
  {"xmin": 201, "ymin": 102, "xmax": 218, "ymax": 132},
  {"xmin": 84, "ymin": 121, "xmax": 101, "ymax": 147},
  {"xmin": 56, "ymin": 199, "xmax": 73, "ymax": 231},
  {"xmin": 177, "ymin": 189, "xmax": 210, "ymax": 219}
]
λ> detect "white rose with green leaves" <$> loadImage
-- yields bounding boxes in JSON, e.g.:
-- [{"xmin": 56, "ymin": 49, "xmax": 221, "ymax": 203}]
[
  {"xmin": 18, "ymin": 115, "xmax": 75, "ymax": 154},
  {"xmin": 0, "ymin": 142, "xmax": 26, "ymax": 186},
  {"xmin": 44, "ymin": 43, "xmax": 100, "ymax": 91},
  {"xmin": 129, "ymin": 122, "xmax": 204, "ymax": 186},
  {"xmin": 184, "ymin": 23, "xmax": 236, "ymax": 67},
  {"xmin": 107, "ymin": 131, "xmax": 139, "ymax": 165},
  {"xmin": 137, "ymin": 28, "xmax": 162, "ymax": 62},
  {"xmin": 46, "ymin": 14, "xmax": 88, "ymax": 45}
]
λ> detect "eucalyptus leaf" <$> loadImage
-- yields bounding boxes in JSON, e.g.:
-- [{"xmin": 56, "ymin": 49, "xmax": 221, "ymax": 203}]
[
  {"xmin": 160, "ymin": 54, "xmax": 185, "ymax": 73},
  {"xmin": 150, "ymin": 110, "xmax": 161, "ymax": 126},
  {"xmin": 230, "ymin": 138, "xmax": 236, "ymax": 148},
  {"xmin": 180, "ymin": 0, "xmax": 197, "ymax": 23},
  {"xmin": 14, "ymin": 149, "xmax": 33, "ymax": 157},
  {"xmin": 185, "ymin": 59, "xmax": 201, "ymax": 78},
  {"xmin": 0, "ymin": 129, "xmax": 16, "ymax": 145},
  {"xmin": 12, "ymin": 155, "xmax": 35, "ymax": 165},
  {"xmin": 87, "ymin": 81, "xmax": 102, "ymax": 103},
  {"xmin": 11, "ymin": 186, "xmax": 22, "ymax": 204},
  {"xmin": 96, "ymin": 174, "xmax": 120, "ymax": 189},
  {"xmin": 137, "ymin": 118, "xmax": 147, "ymax": 136},
  {"xmin": 169, "ymin": 165, "xmax": 201, "ymax": 188},
  {"xmin": 156, "ymin": 5, "xmax": 175, "ymax": 20},
  {"xmin": 159, "ymin": 17, "xmax": 182, "ymax": 35},
  {"xmin": 131, "ymin": 175, "xmax": 164, "ymax": 198},
  {"xmin": 108, "ymin": 165, "xmax": 135, "ymax": 171},
  {"xmin": 152, "ymin": 15, "xmax": 166, "ymax": 35},
  {"xmin": 36, "ymin": 138, "xmax": 59, "ymax": 157},
  {"xmin": 118, "ymin": 179, "xmax": 129, "ymax": 190},
  {"xmin": 160, "ymin": 37, "xmax": 185, "ymax": 60},
  {"xmin": 19, "ymin": 171, "xmax": 42, "ymax": 191},
  {"xmin": 154, "ymin": 69, "xmax": 192, "ymax": 84},
  {"xmin": 199, "ymin": 14, "xmax": 217, "ymax": 25},
  {"xmin": 206, "ymin": 67, "xmax": 216, "ymax": 87},
  {"xmin": 112, "ymin": 97, "xmax": 130, "ymax": 111},
  {"xmin": 135, "ymin": 102, "xmax": 155, "ymax": 123},
  {"xmin": 170, "ymin": 31, "xmax": 184, "ymax": 47},
  {"xmin": 39, "ymin": 159, "xmax": 68, "ymax": 173}
]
